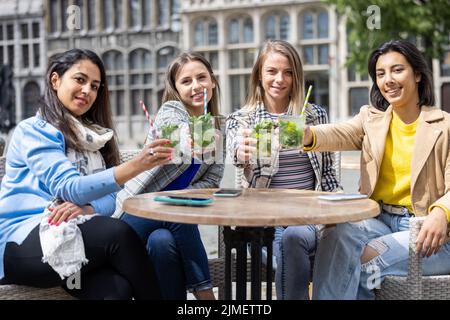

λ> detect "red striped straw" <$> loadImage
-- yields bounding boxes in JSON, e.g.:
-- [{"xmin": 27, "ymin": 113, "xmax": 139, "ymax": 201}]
[
  {"xmin": 140, "ymin": 100, "xmax": 158, "ymax": 143},
  {"xmin": 140, "ymin": 100, "xmax": 152, "ymax": 125}
]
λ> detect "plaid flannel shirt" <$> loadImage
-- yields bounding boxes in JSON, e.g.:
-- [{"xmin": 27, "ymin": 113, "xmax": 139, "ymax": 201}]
[
  {"xmin": 226, "ymin": 103, "xmax": 342, "ymax": 192},
  {"xmin": 113, "ymin": 100, "xmax": 225, "ymax": 219}
]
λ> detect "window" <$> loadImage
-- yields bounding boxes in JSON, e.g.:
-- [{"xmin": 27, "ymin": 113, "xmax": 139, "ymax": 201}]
[
  {"xmin": 61, "ymin": 0, "xmax": 69, "ymax": 32},
  {"xmin": 299, "ymin": 10, "xmax": 330, "ymax": 65},
  {"xmin": 305, "ymin": 74, "xmax": 330, "ymax": 114},
  {"xmin": 130, "ymin": 0, "xmax": 141, "ymax": 29},
  {"xmin": 157, "ymin": 46, "xmax": 178, "ymax": 88},
  {"xmin": 301, "ymin": 10, "xmax": 329, "ymax": 39},
  {"xmin": 50, "ymin": 0, "xmax": 59, "ymax": 33},
  {"xmin": 442, "ymin": 83, "xmax": 450, "ymax": 113},
  {"xmin": 130, "ymin": 49, "xmax": 153, "ymax": 116},
  {"xmin": 23, "ymin": 82, "xmax": 40, "ymax": 119},
  {"xmin": 441, "ymin": 50, "xmax": 450, "ymax": 77},
  {"xmin": 193, "ymin": 18, "xmax": 218, "ymax": 47},
  {"xmin": 157, "ymin": 0, "xmax": 169, "ymax": 27},
  {"xmin": 114, "ymin": 0, "xmax": 123, "ymax": 29},
  {"xmin": 21, "ymin": 24, "xmax": 29, "ymax": 39},
  {"xmin": 194, "ymin": 21, "xmax": 205, "ymax": 46},
  {"xmin": 103, "ymin": 0, "xmax": 114, "ymax": 30},
  {"xmin": 88, "ymin": 0, "xmax": 96, "ymax": 31},
  {"xmin": 6, "ymin": 24, "xmax": 13, "ymax": 40},
  {"xmin": 157, "ymin": 46, "xmax": 177, "ymax": 69},
  {"xmin": 229, "ymin": 75, "xmax": 250, "ymax": 111},
  {"xmin": 171, "ymin": 0, "xmax": 181, "ymax": 31},
  {"xmin": 198, "ymin": 51, "xmax": 219, "ymax": 70},
  {"xmin": 143, "ymin": 0, "xmax": 152, "ymax": 28},
  {"xmin": 33, "ymin": 43, "xmax": 40, "ymax": 67},
  {"xmin": 22, "ymin": 45, "xmax": 29, "ymax": 68},
  {"xmin": 227, "ymin": 16, "xmax": 253, "ymax": 44},
  {"xmin": 264, "ymin": 12, "xmax": 290, "ymax": 41},
  {"xmin": 103, "ymin": 51, "xmax": 125, "ymax": 116},
  {"xmin": 228, "ymin": 49, "xmax": 255, "ymax": 69},
  {"xmin": 318, "ymin": 12, "xmax": 328, "ymax": 38},
  {"xmin": 32, "ymin": 22, "xmax": 40, "ymax": 38},
  {"xmin": 349, "ymin": 87, "xmax": 369, "ymax": 116},
  {"xmin": 17, "ymin": 21, "xmax": 41, "ymax": 70}
]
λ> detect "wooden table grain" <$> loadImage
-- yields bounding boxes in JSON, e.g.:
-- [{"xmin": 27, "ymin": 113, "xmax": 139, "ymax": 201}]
[{"xmin": 123, "ymin": 188, "xmax": 380, "ymax": 227}]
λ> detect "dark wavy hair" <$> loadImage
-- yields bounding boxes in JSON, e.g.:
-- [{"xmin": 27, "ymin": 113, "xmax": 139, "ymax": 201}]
[
  {"xmin": 39, "ymin": 49, "xmax": 120, "ymax": 167},
  {"xmin": 368, "ymin": 39, "xmax": 435, "ymax": 111}
]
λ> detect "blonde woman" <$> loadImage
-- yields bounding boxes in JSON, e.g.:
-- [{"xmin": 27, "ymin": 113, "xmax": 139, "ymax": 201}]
[{"xmin": 226, "ymin": 40, "xmax": 341, "ymax": 299}]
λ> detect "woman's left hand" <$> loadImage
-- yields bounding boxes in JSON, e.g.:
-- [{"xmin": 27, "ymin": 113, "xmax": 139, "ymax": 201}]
[
  {"xmin": 415, "ymin": 207, "xmax": 448, "ymax": 257},
  {"xmin": 48, "ymin": 202, "xmax": 94, "ymax": 226}
]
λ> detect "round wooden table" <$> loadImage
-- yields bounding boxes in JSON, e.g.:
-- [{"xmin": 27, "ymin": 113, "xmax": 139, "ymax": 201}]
[{"xmin": 123, "ymin": 188, "xmax": 380, "ymax": 300}]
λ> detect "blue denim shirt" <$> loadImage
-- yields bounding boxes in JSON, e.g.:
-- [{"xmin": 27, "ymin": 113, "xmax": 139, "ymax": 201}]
[{"xmin": 0, "ymin": 116, "xmax": 122, "ymax": 279}]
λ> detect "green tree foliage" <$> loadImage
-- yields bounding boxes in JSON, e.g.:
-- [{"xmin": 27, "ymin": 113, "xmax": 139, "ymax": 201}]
[{"xmin": 327, "ymin": 0, "xmax": 450, "ymax": 74}]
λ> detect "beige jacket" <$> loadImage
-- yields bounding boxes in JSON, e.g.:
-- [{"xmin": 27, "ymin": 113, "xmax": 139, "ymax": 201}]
[{"xmin": 313, "ymin": 105, "xmax": 450, "ymax": 217}]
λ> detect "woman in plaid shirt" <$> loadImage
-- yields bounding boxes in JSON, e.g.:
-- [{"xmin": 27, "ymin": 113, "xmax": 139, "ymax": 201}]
[
  {"xmin": 226, "ymin": 40, "xmax": 341, "ymax": 299},
  {"xmin": 114, "ymin": 52, "xmax": 224, "ymax": 300}
]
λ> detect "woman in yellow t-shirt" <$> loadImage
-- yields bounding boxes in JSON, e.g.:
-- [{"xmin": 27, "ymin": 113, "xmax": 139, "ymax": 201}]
[{"xmin": 302, "ymin": 39, "xmax": 450, "ymax": 299}]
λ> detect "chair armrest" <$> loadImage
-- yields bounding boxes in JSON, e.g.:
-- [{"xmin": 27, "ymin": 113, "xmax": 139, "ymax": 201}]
[
  {"xmin": 119, "ymin": 150, "xmax": 140, "ymax": 164},
  {"xmin": 407, "ymin": 216, "xmax": 426, "ymax": 299}
]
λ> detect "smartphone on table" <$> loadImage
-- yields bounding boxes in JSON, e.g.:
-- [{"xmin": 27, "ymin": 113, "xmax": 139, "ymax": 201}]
[
  {"xmin": 154, "ymin": 195, "xmax": 214, "ymax": 206},
  {"xmin": 213, "ymin": 189, "xmax": 242, "ymax": 197}
]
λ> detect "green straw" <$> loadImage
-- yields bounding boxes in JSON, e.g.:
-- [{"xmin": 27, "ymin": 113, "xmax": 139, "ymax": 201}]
[{"xmin": 301, "ymin": 85, "xmax": 313, "ymax": 116}]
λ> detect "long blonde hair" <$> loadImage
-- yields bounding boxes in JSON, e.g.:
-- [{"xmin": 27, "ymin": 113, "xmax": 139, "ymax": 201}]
[
  {"xmin": 162, "ymin": 51, "xmax": 221, "ymax": 117},
  {"xmin": 244, "ymin": 40, "xmax": 304, "ymax": 115}
]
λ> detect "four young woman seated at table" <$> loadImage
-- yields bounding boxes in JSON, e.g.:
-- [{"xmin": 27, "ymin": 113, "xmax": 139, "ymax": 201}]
[{"xmin": 0, "ymin": 38, "xmax": 449, "ymax": 300}]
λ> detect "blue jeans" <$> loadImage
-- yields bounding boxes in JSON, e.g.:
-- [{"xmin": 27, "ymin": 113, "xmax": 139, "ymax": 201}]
[
  {"xmin": 312, "ymin": 210, "xmax": 450, "ymax": 300},
  {"xmin": 121, "ymin": 213, "xmax": 211, "ymax": 300},
  {"xmin": 276, "ymin": 225, "xmax": 316, "ymax": 300},
  {"xmin": 259, "ymin": 225, "xmax": 316, "ymax": 300}
]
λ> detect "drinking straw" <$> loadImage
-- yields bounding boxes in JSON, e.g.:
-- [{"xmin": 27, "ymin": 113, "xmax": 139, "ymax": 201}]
[
  {"xmin": 301, "ymin": 85, "xmax": 313, "ymax": 116},
  {"xmin": 140, "ymin": 100, "xmax": 157, "ymax": 143},
  {"xmin": 203, "ymin": 88, "xmax": 208, "ymax": 115}
]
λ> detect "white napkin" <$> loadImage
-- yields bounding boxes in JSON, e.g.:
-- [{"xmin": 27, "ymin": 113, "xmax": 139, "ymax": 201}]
[{"xmin": 39, "ymin": 202, "xmax": 95, "ymax": 279}]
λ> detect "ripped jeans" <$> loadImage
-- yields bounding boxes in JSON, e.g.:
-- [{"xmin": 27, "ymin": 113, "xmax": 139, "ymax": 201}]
[{"xmin": 312, "ymin": 209, "xmax": 450, "ymax": 300}]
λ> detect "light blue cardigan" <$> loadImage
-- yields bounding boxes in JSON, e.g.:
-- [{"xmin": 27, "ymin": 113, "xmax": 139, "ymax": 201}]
[{"xmin": 0, "ymin": 116, "xmax": 122, "ymax": 280}]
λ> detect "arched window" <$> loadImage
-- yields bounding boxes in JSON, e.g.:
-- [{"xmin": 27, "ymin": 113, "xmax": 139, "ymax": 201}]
[
  {"xmin": 23, "ymin": 82, "xmax": 40, "ymax": 119},
  {"xmin": 103, "ymin": 50, "xmax": 125, "ymax": 116},
  {"xmin": 129, "ymin": 49, "xmax": 153, "ymax": 115},
  {"xmin": 157, "ymin": 46, "xmax": 177, "ymax": 69},
  {"xmin": 194, "ymin": 21, "xmax": 205, "ymax": 46},
  {"xmin": 227, "ymin": 16, "xmax": 253, "ymax": 44},
  {"xmin": 301, "ymin": 9, "xmax": 329, "ymax": 40},
  {"xmin": 193, "ymin": 18, "xmax": 218, "ymax": 46},
  {"xmin": 299, "ymin": 9, "xmax": 330, "ymax": 65},
  {"xmin": 264, "ymin": 12, "xmax": 290, "ymax": 40}
]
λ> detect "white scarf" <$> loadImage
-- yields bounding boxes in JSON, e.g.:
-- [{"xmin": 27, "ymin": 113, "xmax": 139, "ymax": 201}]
[{"xmin": 39, "ymin": 115, "xmax": 114, "ymax": 279}]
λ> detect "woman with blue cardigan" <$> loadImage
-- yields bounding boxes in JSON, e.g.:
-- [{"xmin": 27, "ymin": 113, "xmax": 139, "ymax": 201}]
[{"xmin": 0, "ymin": 49, "xmax": 173, "ymax": 299}]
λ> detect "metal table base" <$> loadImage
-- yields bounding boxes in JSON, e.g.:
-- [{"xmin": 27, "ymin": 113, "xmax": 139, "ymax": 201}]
[{"xmin": 223, "ymin": 226, "xmax": 274, "ymax": 300}]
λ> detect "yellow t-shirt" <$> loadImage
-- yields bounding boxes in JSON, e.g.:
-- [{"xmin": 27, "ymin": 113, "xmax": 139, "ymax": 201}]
[{"xmin": 371, "ymin": 112, "xmax": 418, "ymax": 213}]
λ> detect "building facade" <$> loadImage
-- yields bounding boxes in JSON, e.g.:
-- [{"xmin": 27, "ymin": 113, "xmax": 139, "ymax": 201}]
[
  {"xmin": 0, "ymin": 0, "xmax": 45, "ymax": 123},
  {"xmin": 1, "ymin": 0, "xmax": 449, "ymax": 146}
]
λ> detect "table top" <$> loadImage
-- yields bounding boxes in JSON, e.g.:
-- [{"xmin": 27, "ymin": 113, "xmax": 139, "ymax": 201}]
[{"xmin": 123, "ymin": 189, "xmax": 380, "ymax": 227}]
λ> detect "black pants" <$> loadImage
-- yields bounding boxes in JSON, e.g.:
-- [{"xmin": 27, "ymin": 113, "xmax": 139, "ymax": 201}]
[{"xmin": 1, "ymin": 216, "xmax": 162, "ymax": 300}]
